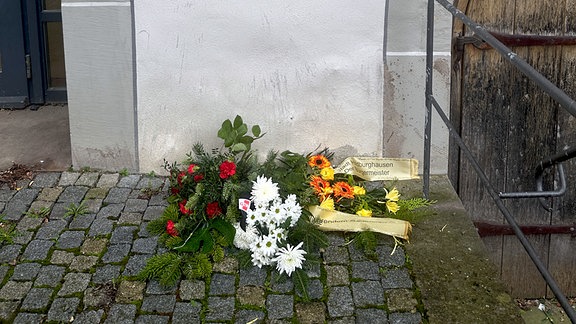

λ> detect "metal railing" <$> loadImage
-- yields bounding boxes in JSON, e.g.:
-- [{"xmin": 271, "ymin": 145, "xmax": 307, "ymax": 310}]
[{"xmin": 422, "ymin": 0, "xmax": 576, "ymax": 320}]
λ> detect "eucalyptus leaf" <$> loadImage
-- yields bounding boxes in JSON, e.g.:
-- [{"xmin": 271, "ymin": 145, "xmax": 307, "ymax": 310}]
[
  {"xmin": 237, "ymin": 124, "xmax": 248, "ymax": 136},
  {"xmin": 218, "ymin": 120, "xmax": 233, "ymax": 139}
]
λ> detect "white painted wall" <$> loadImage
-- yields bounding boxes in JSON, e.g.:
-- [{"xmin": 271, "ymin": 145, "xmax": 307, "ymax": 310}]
[
  {"xmin": 135, "ymin": 0, "xmax": 386, "ymax": 173},
  {"xmin": 62, "ymin": 0, "xmax": 452, "ymax": 175},
  {"xmin": 62, "ymin": 0, "xmax": 137, "ymax": 171}
]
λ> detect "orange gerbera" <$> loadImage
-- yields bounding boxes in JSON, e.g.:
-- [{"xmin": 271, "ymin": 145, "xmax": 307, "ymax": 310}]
[
  {"xmin": 333, "ymin": 181, "xmax": 354, "ymax": 199},
  {"xmin": 308, "ymin": 155, "xmax": 331, "ymax": 169},
  {"xmin": 310, "ymin": 176, "xmax": 332, "ymax": 197}
]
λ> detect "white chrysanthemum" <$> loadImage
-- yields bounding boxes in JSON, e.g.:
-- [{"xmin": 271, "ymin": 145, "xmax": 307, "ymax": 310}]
[
  {"xmin": 257, "ymin": 235, "xmax": 278, "ymax": 256},
  {"xmin": 245, "ymin": 209, "xmax": 258, "ymax": 227},
  {"xmin": 253, "ymin": 207, "xmax": 270, "ymax": 226},
  {"xmin": 273, "ymin": 242, "xmax": 307, "ymax": 277},
  {"xmin": 233, "ymin": 223, "xmax": 258, "ymax": 250},
  {"xmin": 269, "ymin": 202, "xmax": 288, "ymax": 225},
  {"xmin": 251, "ymin": 176, "xmax": 279, "ymax": 203},
  {"xmin": 270, "ymin": 227, "xmax": 286, "ymax": 242},
  {"xmin": 251, "ymin": 248, "xmax": 273, "ymax": 268}
]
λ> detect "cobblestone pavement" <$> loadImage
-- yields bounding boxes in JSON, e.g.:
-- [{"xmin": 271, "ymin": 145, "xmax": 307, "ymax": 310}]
[{"xmin": 0, "ymin": 171, "xmax": 424, "ymax": 323}]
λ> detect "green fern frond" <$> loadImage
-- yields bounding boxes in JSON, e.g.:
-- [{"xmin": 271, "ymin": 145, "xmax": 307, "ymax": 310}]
[
  {"xmin": 165, "ymin": 235, "xmax": 184, "ymax": 248},
  {"xmin": 147, "ymin": 218, "xmax": 169, "ymax": 236},
  {"xmin": 293, "ymin": 268, "xmax": 310, "ymax": 301},
  {"xmin": 163, "ymin": 204, "xmax": 180, "ymax": 220},
  {"xmin": 183, "ymin": 253, "xmax": 213, "ymax": 279},
  {"xmin": 138, "ymin": 252, "xmax": 181, "ymax": 282},
  {"xmin": 159, "ymin": 256, "xmax": 183, "ymax": 287},
  {"xmin": 398, "ymin": 198, "xmax": 436, "ymax": 211}
]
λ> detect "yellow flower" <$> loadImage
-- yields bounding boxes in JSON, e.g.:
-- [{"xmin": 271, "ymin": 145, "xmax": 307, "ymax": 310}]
[
  {"xmin": 356, "ymin": 209, "xmax": 372, "ymax": 217},
  {"xmin": 320, "ymin": 197, "xmax": 335, "ymax": 210},
  {"xmin": 385, "ymin": 188, "xmax": 400, "ymax": 202},
  {"xmin": 320, "ymin": 167, "xmax": 335, "ymax": 181},
  {"xmin": 386, "ymin": 201, "xmax": 400, "ymax": 214},
  {"xmin": 353, "ymin": 186, "xmax": 366, "ymax": 196}
]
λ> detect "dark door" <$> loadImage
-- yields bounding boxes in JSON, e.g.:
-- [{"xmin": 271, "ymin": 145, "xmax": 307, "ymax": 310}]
[
  {"xmin": 0, "ymin": 0, "xmax": 66, "ymax": 109},
  {"xmin": 451, "ymin": 0, "xmax": 576, "ymax": 298},
  {"xmin": 0, "ymin": 1, "xmax": 30, "ymax": 108}
]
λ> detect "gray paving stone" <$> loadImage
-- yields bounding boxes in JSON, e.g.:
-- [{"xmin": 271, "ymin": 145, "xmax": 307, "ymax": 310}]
[
  {"xmin": 205, "ymin": 296, "xmax": 235, "ymax": 321},
  {"xmin": 20, "ymin": 287, "xmax": 53, "ymax": 310},
  {"xmin": 138, "ymin": 222, "xmax": 151, "ymax": 237},
  {"xmin": 118, "ymin": 212, "xmax": 143, "ymax": 225},
  {"xmin": 356, "ymin": 308, "xmax": 389, "ymax": 324},
  {"xmin": 381, "ymin": 268, "xmax": 413, "ymax": 289},
  {"xmin": 143, "ymin": 205, "xmax": 164, "ymax": 221},
  {"xmin": 31, "ymin": 172, "xmax": 60, "ymax": 188},
  {"xmin": 352, "ymin": 280, "xmax": 385, "ymax": 307},
  {"xmin": 140, "ymin": 294, "xmax": 176, "ymax": 313},
  {"xmin": 16, "ymin": 216, "xmax": 44, "ymax": 232},
  {"xmin": 136, "ymin": 315, "xmax": 170, "ymax": 324},
  {"xmin": 34, "ymin": 265, "xmax": 65, "ymax": 287},
  {"xmin": 37, "ymin": 187, "xmax": 64, "ymax": 202},
  {"xmin": 0, "ymin": 265, "xmax": 8, "ymax": 283},
  {"xmin": 58, "ymin": 186, "xmax": 89, "ymax": 203},
  {"xmin": 239, "ymin": 266, "xmax": 267, "ymax": 286},
  {"xmin": 22, "ymin": 239, "xmax": 54, "ymax": 261},
  {"xmin": 97, "ymin": 203, "xmax": 124, "ymax": 219},
  {"xmin": 125, "ymin": 198, "xmax": 148, "ymax": 212},
  {"xmin": 235, "ymin": 309, "xmax": 265, "ymax": 324},
  {"xmin": 0, "ymin": 301, "xmax": 19, "ymax": 321},
  {"xmin": 388, "ymin": 312, "xmax": 422, "ymax": 324},
  {"xmin": 104, "ymin": 304, "xmax": 137, "ymax": 324},
  {"xmin": 0, "ymin": 281, "xmax": 32, "ymax": 300},
  {"xmin": 35, "ymin": 219, "xmax": 67, "ymax": 240},
  {"xmin": 271, "ymin": 275, "xmax": 294, "ymax": 293},
  {"xmin": 123, "ymin": 254, "xmax": 151, "ymax": 276},
  {"xmin": 47, "ymin": 297, "xmax": 80, "ymax": 322},
  {"xmin": 11, "ymin": 262, "xmax": 42, "ymax": 281},
  {"xmin": 179, "ymin": 280, "xmax": 205, "ymax": 300},
  {"xmin": 13, "ymin": 312, "xmax": 46, "ymax": 324},
  {"xmin": 83, "ymin": 286, "xmax": 116, "ymax": 308},
  {"xmin": 49, "ymin": 202, "xmax": 68, "ymax": 219},
  {"xmin": 92, "ymin": 264, "xmax": 122, "ymax": 284},
  {"xmin": 69, "ymin": 255, "xmax": 99, "ymax": 272},
  {"xmin": 69, "ymin": 213, "xmax": 96, "ymax": 229},
  {"xmin": 136, "ymin": 176, "xmax": 165, "ymax": 190},
  {"xmin": 57, "ymin": 273, "xmax": 91, "ymax": 296},
  {"xmin": 209, "ymin": 273, "xmax": 236, "ymax": 295},
  {"xmin": 117, "ymin": 174, "xmax": 142, "ymax": 188},
  {"xmin": 85, "ymin": 187, "xmax": 109, "ymax": 199},
  {"xmin": 348, "ymin": 242, "xmax": 370, "ymax": 261},
  {"xmin": 97, "ymin": 173, "xmax": 120, "ymax": 188},
  {"xmin": 326, "ymin": 265, "xmax": 349, "ymax": 286},
  {"xmin": 102, "ymin": 243, "xmax": 131, "ymax": 263},
  {"xmin": 172, "ymin": 302, "xmax": 201, "ymax": 324},
  {"xmin": 326, "ymin": 232, "xmax": 347, "ymax": 245},
  {"xmin": 148, "ymin": 193, "xmax": 168, "ymax": 207},
  {"xmin": 56, "ymin": 230, "xmax": 85, "ymax": 249},
  {"xmin": 146, "ymin": 280, "xmax": 178, "ymax": 295},
  {"xmin": 110, "ymin": 226, "xmax": 138, "ymax": 244},
  {"xmin": 352, "ymin": 261, "xmax": 381, "ymax": 280},
  {"xmin": 0, "ymin": 201, "xmax": 4, "ymax": 213},
  {"xmin": 88, "ymin": 218, "xmax": 114, "ymax": 237},
  {"xmin": 104, "ymin": 187, "xmax": 132, "ymax": 204},
  {"xmin": 83, "ymin": 199, "xmax": 103, "ymax": 213},
  {"xmin": 323, "ymin": 245, "xmax": 349, "ymax": 264},
  {"xmin": 378, "ymin": 245, "xmax": 406, "ymax": 268},
  {"xmin": 13, "ymin": 230, "xmax": 33, "ymax": 244},
  {"xmin": 50, "ymin": 250, "xmax": 74, "ymax": 265},
  {"xmin": 76, "ymin": 172, "xmax": 100, "ymax": 187},
  {"xmin": 73, "ymin": 309, "xmax": 104, "ymax": 324},
  {"xmin": 296, "ymin": 278, "xmax": 324, "ymax": 300},
  {"xmin": 266, "ymin": 294, "xmax": 294, "ymax": 319},
  {"xmin": 3, "ymin": 188, "xmax": 40, "ymax": 220},
  {"xmin": 0, "ymin": 244, "xmax": 22, "ymax": 263},
  {"xmin": 0, "ymin": 189, "xmax": 15, "ymax": 202},
  {"xmin": 327, "ymin": 286, "xmax": 354, "ymax": 317},
  {"xmin": 58, "ymin": 171, "xmax": 80, "ymax": 186}
]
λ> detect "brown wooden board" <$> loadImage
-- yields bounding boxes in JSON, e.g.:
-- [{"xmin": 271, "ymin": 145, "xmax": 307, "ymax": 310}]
[{"xmin": 452, "ymin": 0, "xmax": 576, "ymax": 297}]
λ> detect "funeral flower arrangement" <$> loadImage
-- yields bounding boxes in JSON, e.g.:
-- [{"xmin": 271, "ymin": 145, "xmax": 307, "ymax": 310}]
[{"xmin": 139, "ymin": 116, "xmax": 431, "ymax": 289}]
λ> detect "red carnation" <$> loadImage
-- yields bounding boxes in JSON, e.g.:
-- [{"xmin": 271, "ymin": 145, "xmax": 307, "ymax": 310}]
[
  {"xmin": 170, "ymin": 187, "xmax": 180, "ymax": 195},
  {"xmin": 194, "ymin": 174, "xmax": 204, "ymax": 182},
  {"xmin": 179, "ymin": 200, "xmax": 192, "ymax": 215},
  {"xmin": 177, "ymin": 171, "xmax": 186, "ymax": 185},
  {"xmin": 219, "ymin": 160, "xmax": 236, "ymax": 179},
  {"xmin": 166, "ymin": 220, "xmax": 178, "ymax": 237},
  {"xmin": 206, "ymin": 201, "xmax": 222, "ymax": 219},
  {"xmin": 187, "ymin": 164, "xmax": 197, "ymax": 174}
]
